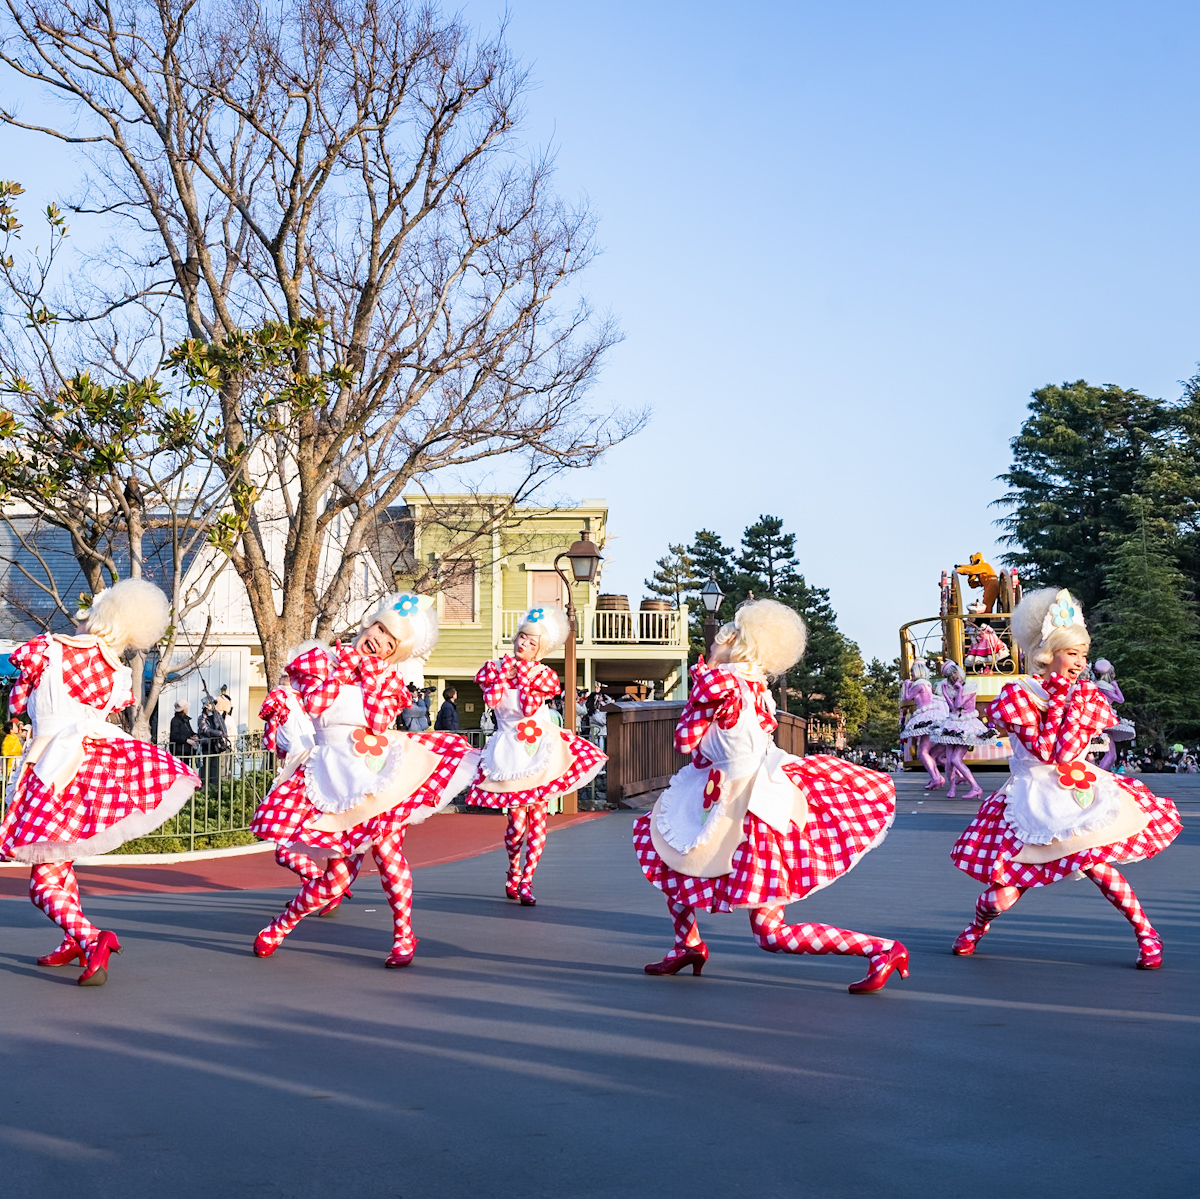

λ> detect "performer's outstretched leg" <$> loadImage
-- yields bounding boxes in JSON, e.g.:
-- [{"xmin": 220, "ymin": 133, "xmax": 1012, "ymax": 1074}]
[
  {"xmin": 946, "ymin": 747, "xmax": 982, "ymax": 800},
  {"xmin": 749, "ymin": 905, "xmax": 908, "ymax": 993},
  {"xmin": 517, "ymin": 805, "xmax": 548, "ymax": 905},
  {"xmin": 917, "ymin": 735, "xmax": 944, "ymax": 789},
  {"xmin": 504, "ymin": 807, "xmax": 528, "ymax": 899},
  {"xmin": 373, "ymin": 833, "xmax": 417, "ymax": 967},
  {"xmin": 952, "ymin": 885, "xmax": 1026, "ymax": 955},
  {"xmin": 30, "ymin": 862, "xmax": 99, "ymax": 953},
  {"xmin": 1086, "ymin": 863, "xmax": 1162, "ymax": 968},
  {"xmin": 254, "ymin": 858, "xmax": 355, "ymax": 957},
  {"xmin": 645, "ymin": 898, "xmax": 708, "ymax": 975},
  {"xmin": 318, "ymin": 854, "xmax": 363, "ymax": 916},
  {"xmin": 275, "ymin": 845, "xmax": 322, "ymax": 881}
]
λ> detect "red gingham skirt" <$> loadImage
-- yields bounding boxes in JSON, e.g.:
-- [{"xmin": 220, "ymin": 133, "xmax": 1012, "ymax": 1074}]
[
  {"xmin": 0, "ymin": 739, "xmax": 200, "ymax": 859},
  {"xmin": 462, "ymin": 730, "xmax": 606, "ymax": 810},
  {"xmin": 633, "ymin": 755, "xmax": 895, "ymax": 912},
  {"xmin": 950, "ymin": 775, "xmax": 1182, "ymax": 888},
  {"xmin": 251, "ymin": 732, "xmax": 474, "ymax": 854}
]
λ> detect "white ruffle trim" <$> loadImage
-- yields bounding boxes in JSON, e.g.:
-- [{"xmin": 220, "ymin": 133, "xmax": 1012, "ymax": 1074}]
[
  {"xmin": 1002, "ymin": 797, "xmax": 1121, "ymax": 847},
  {"xmin": 7, "ymin": 776, "xmax": 200, "ymax": 863},
  {"xmin": 654, "ymin": 767, "xmax": 732, "ymax": 855},
  {"xmin": 479, "ymin": 728, "xmax": 553, "ymax": 781}
]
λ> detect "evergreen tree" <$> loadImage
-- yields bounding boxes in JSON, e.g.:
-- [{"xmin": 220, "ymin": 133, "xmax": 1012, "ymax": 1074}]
[
  {"xmin": 736, "ymin": 515, "xmax": 800, "ymax": 596},
  {"xmin": 687, "ymin": 528, "xmax": 737, "ymax": 660},
  {"xmin": 995, "ymin": 381, "xmax": 1172, "ymax": 610},
  {"xmin": 854, "ymin": 657, "xmax": 902, "ymax": 751},
  {"xmin": 643, "ymin": 543, "xmax": 701, "ymax": 609},
  {"xmin": 1094, "ymin": 517, "xmax": 1200, "ymax": 745}
]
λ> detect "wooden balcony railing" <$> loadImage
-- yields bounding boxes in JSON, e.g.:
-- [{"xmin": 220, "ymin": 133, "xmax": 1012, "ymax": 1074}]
[
  {"xmin": 605, "ymin": 702, "xmax": 807, "ymax": 800},
  {"xmin": 499, "ymin": 605, "xmax": 689, "ymax": 649}
]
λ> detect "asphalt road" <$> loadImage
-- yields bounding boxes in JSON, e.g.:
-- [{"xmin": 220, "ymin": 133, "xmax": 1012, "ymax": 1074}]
[{"xmin": 2, "ymin": 775, "xmax": 1198, "ymax": 1198}]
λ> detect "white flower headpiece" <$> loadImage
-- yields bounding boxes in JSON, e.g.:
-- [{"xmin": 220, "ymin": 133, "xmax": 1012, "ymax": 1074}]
[{"xmin": 1040, "ymin": 588, "xmax": 1086, "ymax": 645}]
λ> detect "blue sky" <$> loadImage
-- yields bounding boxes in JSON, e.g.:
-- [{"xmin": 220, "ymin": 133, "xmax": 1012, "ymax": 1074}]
[{"xmin": 5, "ymin": 2, "xmax": 1200, "ymax": 660}]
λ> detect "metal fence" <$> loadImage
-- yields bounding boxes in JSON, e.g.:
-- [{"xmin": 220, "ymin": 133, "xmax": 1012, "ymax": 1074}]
[{"xmin": 0, "ymin": 723, "xmax": 612, "ymax": 852}]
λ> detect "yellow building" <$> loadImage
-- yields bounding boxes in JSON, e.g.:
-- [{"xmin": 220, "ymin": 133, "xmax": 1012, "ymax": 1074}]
[{"xmin": 405, "ymin": 495, "xmax": 690, "ymax": 728}]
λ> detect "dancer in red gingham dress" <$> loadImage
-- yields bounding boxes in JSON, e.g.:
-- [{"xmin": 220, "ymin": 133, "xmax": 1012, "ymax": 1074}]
[
  {"xmin": 250, "ymin": 593, "xmax": 479, "ymax": 966},
  {"xmin": 951, "ymin": 588, "xmax": 1181, "ymax": 969},
  {"xmin": 0, "ymin": 580, "xmax": 200, "ymax": 986},
  {"xmin": 259, "ymin": 675, "xmax": 361, "ymax": 914},
  {"xmin": 462, "ymin": 604, "xmax": 606, "ymax": 905},
  {"xmin": 634, "ymin": 599, "xmax": 907, "ymax": 994}
]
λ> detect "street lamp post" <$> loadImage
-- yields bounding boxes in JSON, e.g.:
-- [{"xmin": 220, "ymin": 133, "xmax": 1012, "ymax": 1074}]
[
  {"xmin": 700, "ymin": 573, "xmax": 725, "ymax": 658},
  {"xmin": 553, "ymin": 531, "xmax": 603, "ymax": 814}
]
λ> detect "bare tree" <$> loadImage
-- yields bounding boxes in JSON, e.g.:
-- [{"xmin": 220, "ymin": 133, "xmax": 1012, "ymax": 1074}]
[{"xmin": 0, "ymin": 0, "xmax": 640, "ymax": 681}]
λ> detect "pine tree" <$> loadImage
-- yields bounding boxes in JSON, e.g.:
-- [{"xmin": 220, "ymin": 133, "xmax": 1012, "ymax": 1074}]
[
  {"xmin": 995, "ymin": 381, "xmax": 1172, "ymax": 610},
  {"xmin": 687, "ymin": 529, "xmax": 737, "ymax": 660},
  {"xmin": 736, "ymin": 515, "xmax": 800, "ymax": 596},
  {"xmin": 854, "ymin": 657, "xmax": 902, "ymax": 751},
  {"xmin": 1094, "ymin": 517, "xmax": 1200, "ymax": 745},
  {"xmin": 643, "ymin": 543, "xmax": 700, "ymax": 609}
]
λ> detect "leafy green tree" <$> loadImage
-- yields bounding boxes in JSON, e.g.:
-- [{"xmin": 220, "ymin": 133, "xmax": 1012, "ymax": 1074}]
[
  {"xmin": 854, "ymin": 657, "xmax": 902, "ymax": 752},
  {"xmin": 995, "ymin": 381, "xmax": 1172, "ymax": 609},
  {"xmin": 1094, "ymin": 515, "xmax": 1200, "ymax": 745},
  {"xmin": 643, "ymin": 543, "xmax": 700, "ymax": 609},
  {"xmin": 735, "ymin": 515, "xmax": 799, "ymax": 596}
]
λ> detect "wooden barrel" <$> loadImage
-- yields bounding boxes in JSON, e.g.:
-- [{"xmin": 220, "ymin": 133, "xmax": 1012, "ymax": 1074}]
[
  {"xmin": 597, "ymin": 594, "xmax": 630, "ymax": 611},
  {"xmin": 639, "ymin": 599, "xmax": 671, "ymax": 611}
]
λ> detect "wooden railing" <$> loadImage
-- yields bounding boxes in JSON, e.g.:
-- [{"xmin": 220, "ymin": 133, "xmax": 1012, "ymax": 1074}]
[
  {"xmin": 605, "ymin": 702, "xmax": 807, "ymax": 800},
  {"xmin": 499, "ymin": 606, "xmax": 688, "ymax": 649}
]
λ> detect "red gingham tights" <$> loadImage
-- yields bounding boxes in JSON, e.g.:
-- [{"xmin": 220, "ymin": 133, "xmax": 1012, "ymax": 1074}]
[
  {"xmin": 258, "ymin": 857, "xmax": 356, "ymax": 950},
  {"xmin": 29, "ymin": 862, "xmax": 100, "ymax": 949},
  {"xmin": 1086, "ymin": 864, "xmax": 1159, "ymax": 944},
  {"xmin": 960, "ymin": 867, "xmax": 1158, "ymax": 948},
  {"xmin": 749, "ymin": 906, "xmax": 891, "ymax": 960},
  {"xmin": 274, "ymin": 846, "xmax": 364, "ymax": 893},
  {"xmin": 372, "ymin": 832, "xmax": 416, "ymax": 953},
  {"xmin": 655, "ymin": 900, "xmax": 891, "ymax": 965},
  {"xmin": 505, "ymin": 805, "xmax": 548, "ymax": 892}
]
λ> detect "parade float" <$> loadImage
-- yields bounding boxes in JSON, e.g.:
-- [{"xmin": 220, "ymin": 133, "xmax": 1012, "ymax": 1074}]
[{"xmin": 898, "ymin": 554, "xmax": 1028, "ymax": 771}]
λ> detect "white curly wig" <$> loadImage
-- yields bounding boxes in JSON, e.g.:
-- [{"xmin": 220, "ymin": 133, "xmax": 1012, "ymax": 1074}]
[
  {"xmin": 359, "ymin": 592, "xmax": 439, "ymax": 665},
  {"xmin": 713, "ymin": 598, "xmax": 807, "ymax": 678},
  {"xmin": 515, "ymin": 604, "xmax": 571, "ymax": 657},
  {"xmin": 77, "ymin": 578, "xmax": 170, "ymax": 654},
  {"xmin": 941, "ymin": 659, "xmax": 965, "ymax": 684},
  {"xmin": 909, "ymin": 660, "xmax": 930, "ymax": 682},
  {"xmin": 1011, "ymin": 586, "xmax": 1091, "ymax": 672}
]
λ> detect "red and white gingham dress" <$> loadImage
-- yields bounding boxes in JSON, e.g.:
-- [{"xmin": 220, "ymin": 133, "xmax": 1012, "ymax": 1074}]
[
  {"xmin": 250, "ymin": 645, "xmax": 476, "ymax": 855},
  {"xmin": 951, "ymin": 676, "xmax": 1181, "ymax": 887},
  {"xmin": 0, "ymin": 634, "xmax": 200, "ymax": 863},
  {"xmin": 462, "ymin": 655, "xmax": 606, "ymax": 809},
  {"xmin": 634, "ymin": 665, "xmax": 895, "ymax": 913}
]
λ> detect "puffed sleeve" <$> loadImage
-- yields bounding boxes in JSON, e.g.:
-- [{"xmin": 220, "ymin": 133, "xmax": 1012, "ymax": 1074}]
[
  {"xmin": 1056, "ymin": 680, "xmax": 1117, "ymax": 763},
  {"xmin": 476, "ymin": 658, "xmax": 509, "ymax": 709},
  {"xmin": 987, "ymin": 679, "xmax": 1070, "ymax": 763},
  {"xmin": 259, "ymin": 687, "xmax": 290, "ymax": 752},
  {"xmin": 517, "ymin": 660, "xmax": 560, "ymax": 715},
  {"xmin": 287, "ymin": 645, "xmax": 340, "ymax": 717},
  {"xmin": 7, "ymin": 635, "xmax": 50, "ymax": 716},
  {"xmin": 360, "ymin": 666, "xmax": 409, "ymax": 734},
  {"xmin": 674, "ymin": 665, "xmax": 741, "ymax": 756}
]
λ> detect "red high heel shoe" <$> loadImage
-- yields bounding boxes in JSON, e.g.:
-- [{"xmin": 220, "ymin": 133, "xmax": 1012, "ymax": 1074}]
[
  {"xmin": 848, "ymin": 942, "xmax": 909, "ymax": 994},
  {"xmin": 37, "ymin": 936, "xmax": 85, "ymax": 968},
  {"xmin": 253, "ymin": 929, "xmax": 281, "ymax": 958},
  {"xmin": 518, "ymin": 884, "xmax": 536, "ymax": 907},
  {"xmin": 644, "ymin": 944, "xmax": 709, "ymax": 976},
  {"xmin": 385, "ymin": 945, "xmax": 416, "ymax": 968},
  {"xmin": 952, "ymin": 927, "xmax": 983, "ymax": 956},
  {"xmin": 1136, "ymin": 937, "xmax": 1163, "ymax": 970},
  {"xmin": 78, "ymin": 931, "xmax": 122, "ymax": 987}
]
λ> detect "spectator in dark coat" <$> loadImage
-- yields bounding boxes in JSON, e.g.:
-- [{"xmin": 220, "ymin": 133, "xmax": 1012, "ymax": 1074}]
[
  {"xmin": 434, "ymin": 685, "xmax": 460, "ymax": 731},
  {"xmin": 170, "ymin": 703, "xmax": 199, "ymax": 759}
]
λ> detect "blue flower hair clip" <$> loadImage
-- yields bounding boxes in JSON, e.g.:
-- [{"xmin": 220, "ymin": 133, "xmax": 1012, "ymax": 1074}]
[
  {"xmin": 526, "ymin": 607, "xmax": 545, "ymax": 623},
  {"xmin": 393, "ymin": 593, "xmax": 420, "ymax": 617}
]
